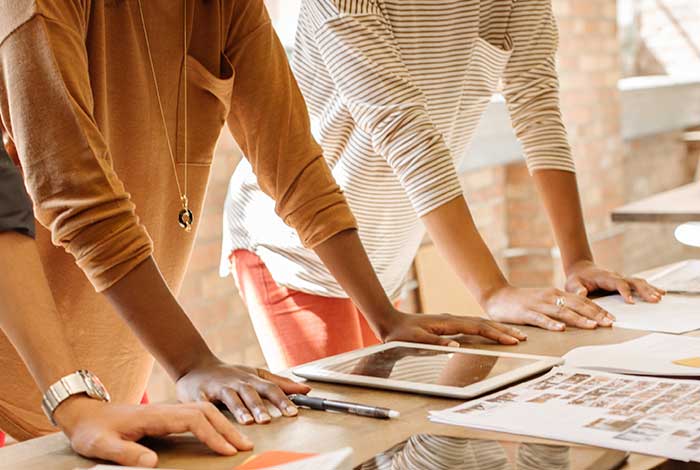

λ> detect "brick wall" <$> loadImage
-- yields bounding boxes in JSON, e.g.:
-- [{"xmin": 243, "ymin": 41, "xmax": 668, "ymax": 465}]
[{"xmin": 147, "ymin": 0, "xmax": 700, "ymax": 401}]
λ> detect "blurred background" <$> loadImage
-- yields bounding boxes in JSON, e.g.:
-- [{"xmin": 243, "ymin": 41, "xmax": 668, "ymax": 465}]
[{"xmin": 148, "ymin": 0, "xmax": 700, "ymax": 401}]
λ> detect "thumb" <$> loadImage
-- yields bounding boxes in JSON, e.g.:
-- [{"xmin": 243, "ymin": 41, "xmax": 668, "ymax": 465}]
[
  {"xmin": 567, "ymin": 277, "xmax": 588, "ymax": 297},
  {"xmin": 259, "ymin": 369, "xmax": 311, "ymax": 394},
  {"xmin": 86, "ymin": 434, "xmax": 158, "ymax": 468},
  {"xmin": 413, "ymin": 331, "xmax": 460, "ymax": 348}
]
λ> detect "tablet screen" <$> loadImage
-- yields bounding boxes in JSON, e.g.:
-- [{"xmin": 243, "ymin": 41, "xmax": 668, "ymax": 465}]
[{"xmin": 323, "ymin": 346, "xmax": 538, "ymax": 387}]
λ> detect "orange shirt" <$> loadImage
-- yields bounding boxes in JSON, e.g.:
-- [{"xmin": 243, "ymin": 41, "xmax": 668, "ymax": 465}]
[
  {"xmin": 0, "ymin": 0, "xmax": 355, "ymax": 438},
  {"xmin": 0, "ymin": 0, "xmax": 355, "ymax": 292}
]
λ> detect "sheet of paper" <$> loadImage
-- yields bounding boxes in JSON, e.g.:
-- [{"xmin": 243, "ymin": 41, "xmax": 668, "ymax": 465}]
[
  {"xmin": 646, "ymin": 259, "xmax": 700, "ymax": 293},
  {"xmin": 235, "ymin": 451, "xmax": 317, "ymax": 469},
  {"xmin": 563, "ymin": 333, "xmax": 700, "ymax": 376},
  {"xmin": 594, "ymin": 294, "xmax": 700, "ymax": 334},
  {"xmin": 235, "ymin": 448, "xmax": 353, "ymax": 470},
  {"xmin": 430, "ymin": 367, "xmax": 700, "ymax": 462}
]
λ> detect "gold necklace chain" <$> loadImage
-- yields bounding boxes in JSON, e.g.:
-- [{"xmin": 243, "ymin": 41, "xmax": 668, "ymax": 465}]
[{"xmin": 136, "ymin": 0, "xmax": 193, "ymax": 232}]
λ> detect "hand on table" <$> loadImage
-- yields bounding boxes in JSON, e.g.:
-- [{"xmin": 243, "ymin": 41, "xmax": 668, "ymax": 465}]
[
  {"xmin": 176, "ymin": 359, "xmax": 311, "ymax": 425},
  {"xmin": 55, "ymin": 397, "xmax": 251, "ymax": 468},
  {"xmin": 483, "ymin": 284, "xmax": 614, "ymax": 331},
  {"xmin": 565, "ymin": 260, "xmax": 665, "ymax": 304},
  {"xmin": 379, "ymin": 311, "xmax": 527, "ymax": 346}
]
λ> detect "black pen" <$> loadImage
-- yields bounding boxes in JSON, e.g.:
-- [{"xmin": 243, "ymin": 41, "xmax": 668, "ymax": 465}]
[{"xmin": 288, "ymin": 394, "xmax": 400, "ymax": 420}]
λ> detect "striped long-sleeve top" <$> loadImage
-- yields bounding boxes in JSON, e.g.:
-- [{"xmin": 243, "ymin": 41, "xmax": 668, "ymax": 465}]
[{"xmin": 222, "ymin": 0, "xmax": 575, "ymax": 300}]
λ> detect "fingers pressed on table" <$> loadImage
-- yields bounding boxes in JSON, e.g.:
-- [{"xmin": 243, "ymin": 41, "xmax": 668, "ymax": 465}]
[
  {"xmin": 489, "ymin": 321, "xmax": 528, "ymax": 340},
  {"xmin": 526, "ymin": 310, "xmax": 565, "ymax": 331},
  {"xmin": 566, "ymin": 295, "xmax": 612, "ymax": 326},
  {"xmin": 195, "ymin": 402, "xmax": 253, "ymax": 450},
  {"xmin": 447, "ymin": 317, "xmax": 521, "ymax": 344},
  {"xmin": 479, "ymin": 324, "xmax": 519, "ymax": 345},
  {"xmin": 556, "ymin": 308, "xmax": 598, "ymax": 329},
  {"xmin": 252, "ymin": 380, "xmax": 298, "ymax": 417},
  {"xmin": 628, "ymin": 278, "xmax": 663, "ymax": 302},
  {"xmin": 613, "ymin": 278, "xmax": 635, "ymax": 303},
  {"xmin": 171, "ymin": 407, "xmax": 239, "ymax": 456},
  {"xmin": 78, "ymin": 434, "xmax": 157, "ymax": 468},
  {"xmin": 236, "ymin": 384, "xmax": 271, "ymax": 424},
  {"xmin": 220, "ymin": 387, "xmax": 254, "ymax": 424}
]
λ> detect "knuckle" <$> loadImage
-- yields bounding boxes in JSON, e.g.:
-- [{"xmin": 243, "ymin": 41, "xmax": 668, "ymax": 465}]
[
  {"xmin": 196, "ymin": 401, "xmax": 213, "ymax": 410},
  {"xmin": 238, "ymin": 383, "xmax": 255, "ymax": 395}
]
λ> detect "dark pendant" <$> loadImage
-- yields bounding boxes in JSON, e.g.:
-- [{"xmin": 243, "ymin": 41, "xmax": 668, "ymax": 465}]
[{"xmin": 178, "ymin": 208, "xmax": 194, "ymax": 232}]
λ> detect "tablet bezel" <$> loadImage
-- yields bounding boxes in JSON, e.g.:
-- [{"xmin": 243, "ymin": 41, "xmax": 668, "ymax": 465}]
[{"xmin": 291, "ymin": 341, "xmax": 564, "ymax": 399}]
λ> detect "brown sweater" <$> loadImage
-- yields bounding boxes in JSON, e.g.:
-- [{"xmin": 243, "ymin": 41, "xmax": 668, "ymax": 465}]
[
  {"xmin": 0, "ymin": 0, "xmax": 355, "ymax": 438},
  {"xmin": 0, "ymin": 0, "xmax": 355, "ymax": 292}
]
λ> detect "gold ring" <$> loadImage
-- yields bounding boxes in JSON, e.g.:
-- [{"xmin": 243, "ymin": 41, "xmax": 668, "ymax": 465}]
[{"xmin": 555, "ymin": 296, "xmax": 566, "ymax": 312}]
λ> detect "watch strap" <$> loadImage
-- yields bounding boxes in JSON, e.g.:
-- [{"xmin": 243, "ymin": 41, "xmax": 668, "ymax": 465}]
[{"xmin": 41, "ymin": 370, "xmax": 109, "ymax": 426}]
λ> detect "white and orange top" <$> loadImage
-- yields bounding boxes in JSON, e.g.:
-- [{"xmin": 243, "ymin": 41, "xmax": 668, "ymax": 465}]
[{"xmin": 223, "ymin": 0, "xmax": 576, "ymax": 300}]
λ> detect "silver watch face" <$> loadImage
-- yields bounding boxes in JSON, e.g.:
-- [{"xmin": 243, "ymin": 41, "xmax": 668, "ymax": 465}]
[{"xmin": 80, "ymin": 370, "xmax": 111, "ymax": 402}]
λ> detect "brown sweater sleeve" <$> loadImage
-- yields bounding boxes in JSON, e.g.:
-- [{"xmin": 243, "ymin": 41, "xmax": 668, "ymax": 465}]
[
  {"xmin": 0, "ymin": 14, "xmax": 153, "ymax": 292},
  {"xmin": 224, "ymin": 0, "xmax": 357, "ymax": 248}
]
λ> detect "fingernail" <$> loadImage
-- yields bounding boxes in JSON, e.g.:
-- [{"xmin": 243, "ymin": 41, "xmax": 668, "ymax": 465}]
[
  {"xmin": 600, "ymin": 317, "xmax": 612, "ymax": 326},
  {"xmin": 241, "ymin": 435, "xmax": 254, "ymax": 448},
  {"xmin": 224, "ymin": 443, "xmax": 238, "ymax": 454},
  {"xmin": 448, "ymin": 340, "xmax": 460, "ymax": 348},
  {"xmin": 239, "ymin": 411, "xmax": 254, "ymax": 424},
  {"xmin": 585, "ymin": 320, "xmax": 597, "ymax": 328},
  {"xmin": 553, "ymin": 323, "xmax": 565, "ymax": 331},
  {"xmin": 257, "ymin": 411, "xmax": 271, "ymax": 422},
  {"xmin": 137, "ymin": 453, "xmax": 158, "ymax": 468},
  {"xmin": 285, "ymin": 405, "xmax": 298, "ymax": 416},
  {"xmin": 577, "ymin": 289, "xmax": 586, "ymax": 296}
]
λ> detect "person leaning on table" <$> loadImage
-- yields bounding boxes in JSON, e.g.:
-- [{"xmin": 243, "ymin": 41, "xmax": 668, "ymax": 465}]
[
  {"xmin": 222, "ymin": 0, "xmax": 666, "ymax": 370},
  {"xmin": 0, "ymin": 0, "xmax": 524, "ymax": 460},
  {"xmin": 0, "ymin": 146, "xmax": 271, "ymax": 466}
]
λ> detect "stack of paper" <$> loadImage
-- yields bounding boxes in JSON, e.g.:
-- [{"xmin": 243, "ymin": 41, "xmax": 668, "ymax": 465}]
[
  {"xmin": 430, "ymin": 367, "xmax": 700, "ymax": 462},
  {"xmin": 594, "ymin": 294, "xmax": 700, "ymax": 334},
  {"xmin": 646, "ymin": 259, "xmax": 700, "ymax": 293},
  {"xmin": 563, "ymin": 333, "xmax": 700, "ymax": 376}
]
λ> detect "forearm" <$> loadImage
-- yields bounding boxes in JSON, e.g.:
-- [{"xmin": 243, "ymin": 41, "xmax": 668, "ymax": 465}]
[
  {"xmin": 312, "ymin": 229, "xmax": 399, "ymax": 337},
  {"xmin": 103, "ymin": 257, "xmax": 216, "ymax": 381},
  {"xmin": 0, "ymin": 232, "xmax": 79, "ymax": 390},
  {"xmin": 421, "ymin": 196, "xmax": 508, "ymax": 305},
  {"xmin": 531, "ymin": 170, "xmax": 593, "ymax": 272}
]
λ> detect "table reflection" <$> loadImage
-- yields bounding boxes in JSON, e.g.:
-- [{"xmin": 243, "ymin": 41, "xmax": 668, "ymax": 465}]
[
  {"xmin": 335, "ymin": 347, "xmax": 502, "ymax": 387},
  {"xmin": 355, "ymin": 434, "xmax": 571, "ymax": 470}
]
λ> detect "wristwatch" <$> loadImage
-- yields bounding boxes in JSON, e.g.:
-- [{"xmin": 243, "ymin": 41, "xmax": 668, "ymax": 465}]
[{"xmin": 41, "ymin": 370, "xmax": 111, "ymax": 426}]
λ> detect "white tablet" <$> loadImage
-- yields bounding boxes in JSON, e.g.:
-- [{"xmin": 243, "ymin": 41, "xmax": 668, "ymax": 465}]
[{"xmin": 292, "ymin": 342, "xmax": 563, "ymax": 399}]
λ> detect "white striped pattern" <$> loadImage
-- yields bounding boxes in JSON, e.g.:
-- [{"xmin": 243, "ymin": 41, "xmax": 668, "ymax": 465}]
[
  {"xmin": 357, "ymin": 434, "xmax": 571, "ymax": 470},
  {"xmin": 221, "ymin": 0, "xmax": 575, "ymax": 299}
]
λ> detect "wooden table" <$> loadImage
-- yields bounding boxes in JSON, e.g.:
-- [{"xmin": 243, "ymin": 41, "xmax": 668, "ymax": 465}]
[
  {"xmin": 611, "ymin": 182, "xmax": 700, "ymax": 223},
  {"xmin": 3, "ymin": 324, "xmax": 698, "ymax": 470},
  {"xmin": 0, "ymin": 262, "xmax": 694, "ymax": 469}
]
